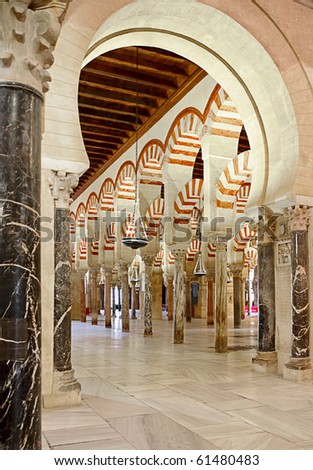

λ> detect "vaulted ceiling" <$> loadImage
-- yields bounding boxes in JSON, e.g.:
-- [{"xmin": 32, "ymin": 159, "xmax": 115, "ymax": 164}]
[{"xmin": 74, "ymin": 46, "xmax": 207, "ymax": 198}]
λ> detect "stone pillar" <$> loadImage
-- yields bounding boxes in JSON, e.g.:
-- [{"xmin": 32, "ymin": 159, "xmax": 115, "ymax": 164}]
[
  {"xmin": 167, "ymin": 276, "xmax": 174, "ymax": 321},
  {"xmin": 45, "ymin": 171, "xmax": 81, "ymax": 408},
  {"xmin": 112, "ymin": 285, "xmax": 117, "ymax": 318},
  {"xmin": 91, "ymin": 269, "xmax": 98, "ymax": 325},
  {"xmin": 207, "ymin": 274, "xmax": 214, "ymax": 326},
  {"xmin": 0, "ymin": 83, "xmax": 43, "ymax": 450},
  {"xmin": 120, "ymin": 264, "xmax": 130, "ymax": 332},
  {"xmin": 253, "ymin": 207, "xmax": 277, "ymax": 372},
  {"xmin": 104, "ymin": 269, "xmax": 112, "ymax": 328},
  {"xmin": 0, "ymin": 1, "xmax": 70, "ymax": 450},
  {"xmin": 80, "ymin": 271, "xmax": 86, "ymax": 322},
  {"xmin": 152, "ymin": 269, "xmax": 163, "ymax": 320},
  {"xmin": 131, "ymin": 281, "xmax": 137, "ymax": 319},
  {"xmin": 252, "ymin": 266, "xmax": 259, "ymax": 308},
  {"xmin": 142, "ymin": 254, "xmax": 154, "ymax": 337},
  {"xmin": 99, "ymin": 283, "xmax": 104, "ymax": 312},
  {"xmin": 229, "ymin": 267, "xmax": 242, "ymax": 329},
  {"xmin": 215, "ymin": 243, "xmax": 228, "ymax": 353},
  {"xmin": 86, "ymin": 272, "xmax": 91, "ymax": 317},
  {"xmin": 70, "ymin": 269, "xmax": 81, "ymax": 320},
  {"xmin": 241, "ymin": 274, "xmax": 246, "ymax": 320},
  {"xmin": 185, "ymin": 275, "xmax": 192, "ymax": 322},
  {"xmin": 173, "ymin": 250, "xmax": 186, "ymax": 344},
  {"xmin": 283, "ymin": 206, "xmax": 312, "ymax": 382}
]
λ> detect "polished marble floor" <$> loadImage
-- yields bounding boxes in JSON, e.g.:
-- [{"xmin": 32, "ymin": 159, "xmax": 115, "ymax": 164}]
[{"xmin": 42, "ymin": 314, "xmax": 313, "ymax": 450}]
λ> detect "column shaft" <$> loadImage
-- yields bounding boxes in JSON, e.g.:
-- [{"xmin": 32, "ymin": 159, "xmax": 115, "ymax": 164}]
[
  {"xmin": 215, "ymin": 244, "xmax": 227, "ymax": 352},
  {"xmin": 185, "ymin": 277, "xmax": 192, "ymax": 322},
  {"xmin": 0, "ymin": 84, "xmax": 42, "ymax": 450},
  {"xmin": 173, "ymin": 251, "xmax": 185, "ymax": 344},
  {"xmin": 142, "ymin": 256, "xmax": 154, "ymax": 337},
  {"xmin": 80, "ymin": 273, "xmax": 86, "ymax": 322},
  {"xmin": 233, "ymin": 272, "xmax": 242, "ymax": 329},
  {"xmin": 207, "ymin": 276, "xmax": 214, "ymax": 326},
  {"xmin": 131, "ymin": 281, "xmax": 137, "ymax": 319},
  {"xmin": 167, "ymin": 277, "xmax": 174, "ymax": 321},
  {"xmin": 105, "ymin": 272, "xmax": 112, "ymax": 328},
  {"xmin": 121, "ymin": 268, "xmax": 129, "ymax": 332},
  {"xmin": 91, "ymin": 271, "xmax": 98, "ymax": 325}
]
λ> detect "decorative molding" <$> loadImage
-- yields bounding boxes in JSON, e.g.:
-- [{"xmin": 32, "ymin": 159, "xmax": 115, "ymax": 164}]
[
  {"xmin": 0, "ymin": 1, "xmax": 71, "ymax": 93},
  {"xmin": 49, "ymin": 170, "xmax": 79, "ymax": 209},
  {"xmin": 284, "ymin": 205, "xmax": 309, "ymax": 232}
]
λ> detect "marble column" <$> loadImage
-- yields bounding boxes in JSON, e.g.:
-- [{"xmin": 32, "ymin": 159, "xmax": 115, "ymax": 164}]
[
  {"xmin": 80, "ymin": 272, "xmax": 86, "ymax": 322},
  {"xmin": 0, "ymin": 83, "xmax": 42, "ymax": 450},
  {"xmin": 120, "ymin": 264, "xmax": 130, "ymax": 332},
  {"xmin": 230, "ymin": 267, "xmax": 242, "ymax": 329},
  {"xmin": 167, "ymin": 276, "xmax": 174, "ymax": 321},
  {"xmin": 215, "ymin": 243, "xmax": 228, "ymax": 353},
  {"xmin": 142, "ymin": 254, "xmax": 154, "ymax": 337},
  {"xmin": 207, "ymin": 274, "xmax": 214, "ymax": 326},
  {"xmin": 252, "ymin": 266, "xmax": 259, "ymax": 308},
  {"xmin": 283, "ymin": 206, "xmax": 312, "ymax": 382},
  {"xmin": 241, "ymin": 274, "xmax": 246, "ymax": 320},
  {"xmin": 91, "ymin": 270, "xmax": 98, "ymax": 325},
  {"xmin": 99, "ymin": 283, "xmax": 104, "ymax": 312},
  {"xmin": 112, "ymin": 285, "xmax": 117, "ymax": 318},
  {"xmin": 131, "ymin": 281, "xmax": 137, "ymax": 319},
  {"xmin": 173, "ymin": 250, "xmax": 186, "ymax": 344},
  {"xmin": 86, "ymin": 272, "xmax": 91, "ymax": 316},
  {"xmin": 185, "ymin": 276, "xmax": 192, "ymax": 322},
  {"xmin": 252, "ymin": 208, "xmax": 277, "ymax": 371},
  {"xmin": 0, "ymin": 0, "xmax": 70, "ymax": 450},
  {"xmin": 105, "ymin": 269, "xmax": 112, "ymax": 328},
  {"xmin": 46, "ymin": 171, "xmax": 81, "ymax": 408}
]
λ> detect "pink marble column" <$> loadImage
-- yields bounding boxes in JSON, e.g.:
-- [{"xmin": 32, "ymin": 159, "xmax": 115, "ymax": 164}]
[
  {"xmin": 215, "ymin": 242, "xmax": 227, "ymax": 353},
  {"xmin": 105, "ymin": 269, "xmax": 112, "ymax": 328},
  {"xmin": 173, "ymin": 249, "xmax": 186, "ymax": 344}
]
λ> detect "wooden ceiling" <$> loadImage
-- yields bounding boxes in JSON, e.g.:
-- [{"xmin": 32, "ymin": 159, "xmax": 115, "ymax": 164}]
[{"xmin": 75, "ymin": 46, "xmax": 207, "ymax": 198}]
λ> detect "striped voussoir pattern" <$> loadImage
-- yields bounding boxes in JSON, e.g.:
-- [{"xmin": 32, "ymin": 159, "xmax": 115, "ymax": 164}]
[
  {"xmin": 145, "ymin": 197, "xmax": 165, "ymax": 237},
  {"xmin": 174, "ymin": 178, "xmax": 203, "ymax": 224}
]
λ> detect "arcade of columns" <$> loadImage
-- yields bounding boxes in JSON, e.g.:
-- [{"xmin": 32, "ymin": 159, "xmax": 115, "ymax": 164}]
[{"xmin": 1, "ymin": 0, "xmax": 313, "ymax": 451}]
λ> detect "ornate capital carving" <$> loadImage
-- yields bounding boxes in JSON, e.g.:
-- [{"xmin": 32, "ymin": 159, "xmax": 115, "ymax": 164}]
[
  {"xmin": 172, "ymin": 248, "xmax": 186, "ymax": 263},
  {"xmin": 284, "ymin": 205, "xmax": 309, "ymax": 232},
  {"xmin": 0, "ymin": 1, "xmax": 72, "ymax": 93},
  {"xmin": 141, "ymin": 253, "xmax": 155, "ymax": 266},
  {"xmin": 49, "ymin": 170, "xmax": 78, "ymax": 209}
]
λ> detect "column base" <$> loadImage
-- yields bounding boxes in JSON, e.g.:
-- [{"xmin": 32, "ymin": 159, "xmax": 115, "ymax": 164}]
[
  {"xmin": 283, "ymin": 357, "xmax": 313, "ymax": 383},
  {"xmin": 131, "ymin": 313, "xmax": 137, "ymax": 319},
  {"xmin": 43, "ymin": 369, "xmax": 81, "ymax": 408},
  {"xmin": 215, "ymin": 338, "xmax": 227, "ymax": 353},
  {"xmin": 252, "ymin": 351, "xmax": 277, "ymax": 374},
  {"xmin": 144, "ymin": 330, "xmax": 153, "ymax": 337}
]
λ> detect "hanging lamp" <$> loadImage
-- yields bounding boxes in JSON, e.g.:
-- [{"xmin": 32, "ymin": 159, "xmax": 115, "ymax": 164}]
[
  {"xmin": 122, "ymin": 46, "xmax": 149, "ymax": 250},
  {"xmin": 193, "ymin": 194, "xmax": 207, "ymax": 276}
]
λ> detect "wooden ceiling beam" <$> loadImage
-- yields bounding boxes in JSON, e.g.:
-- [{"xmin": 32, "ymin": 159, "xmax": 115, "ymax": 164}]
[
  {"xmin": 79, "ymin": 99, "xmax": 151, "ymax": 118},
  {"xmin": 81, "ymin": 130, "xmax": 125, "ymax": 145},
  {"xmin": 79, "ymin": 85, "xmax": 160, "ymax": 108},
  {"xmin": 82, "ymin": 63, "xmax": 178, "ymax": 90},
  {"xmin": 80, "ymin": 122, "xmax": 131, "ymax": 139},
  {"xmin": 79, "ymin": 115, "xmax": 135, "ymax": 132}
]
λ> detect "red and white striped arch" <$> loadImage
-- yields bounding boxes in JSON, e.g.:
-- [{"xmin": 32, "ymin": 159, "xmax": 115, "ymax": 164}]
[
  {"xmin": 210, "ymin": 91, "xmax": 243, "ymax": 141},
  {"xmin": 174, "ymin": 179, "xmax": 203, "ymax": 224},
  {"xmin": 244, "ymin": 245, "xmax": 258, "ymax": 269},
  {"xmin": 186, "ymin": 239, "xmax": 200, "ymax": 262},
  {"xmin": 168, "ymin": 251, "xmax": 175, "ymax": 266},
  {"xmin": 233, "ymin": 224, "xmax": 257, "ymax": 252},
  {"xmin": 208, "ymin": 243, "xmax": 216, "ymax": 258},
  {"xmin": 138, "ymin": 140, "xmax": 164, "ymax": 184},
  {"xmin": 115, "ymin": 161, "xmax": 136, "ymax": 201},
  {"xmin": 99, "ymin": 178, "xmax": 115, "ymax": 212},
  {"xmin": 104, "ymin": 223, "xmax": 115, "ymax": 251},
  {"xmin": 145, "ymin": 197, "xmax": 164, "ymax": 237},
  {"xmin": 236, "ymin": 182, "xmax": 251, "ymax": 214},
  {"xmin": 167, "ymin": 110, "xmax": 202, "ymax": 167},
  {"xmin": 86, "ymin": 193, "xmax": 99, "ymax": 221},
  {"xmin": 154, "ymin": 248, "xmax": 164, "ymax": 268},
  {"xmin": 79, "ymin": 239, "xmax": 87, "ymax": 261},
  {"xmin": 216, "ymin": 151, "xmax": 252, "ymax": 210}
]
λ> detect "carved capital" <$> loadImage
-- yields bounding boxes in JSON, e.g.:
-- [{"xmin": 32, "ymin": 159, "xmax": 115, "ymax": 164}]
[
  {"xmin": 49, "ymin": 170, "xmax": 78, "ymax": 209},
  {"xmin": 284, "ymin": 205, "xmax": 309, "ymax": 232},
  {"xmin": 0, "ymin": 1, "xmax": 72, "ymax": 93}
]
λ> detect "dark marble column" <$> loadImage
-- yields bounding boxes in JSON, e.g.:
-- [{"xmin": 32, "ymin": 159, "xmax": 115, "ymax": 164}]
[
  {"xmin": 142, "ymin": 254, "xmax": 154, "ymax": 337},
  {"xmin": 207, "ymin": 273, "xmax": 214, "ymax": 326},
  {"xmin": 284, "ymin": 205, "xmax": 312, "ymax": 381},
  {"xmin": 173, "ymin": 249, "xmax": 186, "ymax": 344},
  {"xmin": 229, "ymin": 266, "xmax": 242, "ymax": 329},
  {"xmin": 252, "ymin": 266, "xmax": 259, "ymax": 308},
  {"xmin": 167, "ymin": 276, "xmax": 174, "ymax": 321},
  {"xmin": 105, "ymin": 269, "xmax": 112, "ymax": 328},
  {"xmin": 47, "ymin": 171, "xmax": 81, "ymax": 407},
  {"xmin": 99, "ymin": 283, "xmax": 104, "ymax": 312},
  {"xmin": 0, "ymin": 0, "xmax": 71, "ymax": 448},
  {"xmin": 112, "ymin": 285, "xmax": 117, "ymax": 318},
  {"xmin": 185, "ymin": 276, "xmax": 192, "ymax": 323},
  {"xmin": 91, "ymin": 270, "xmax": 98, "ymax": 325},
  {"xmin": 80, "ymin": 271, "xmax": 86, "ymax": 322},
  {"xmin": 215, "ymin": 242, "xmax": 228, "ymax": 353},
  {"xmin": 252, "ymin": 207, "xmax": 277, "ymax": 371},
  {"xmin": 120, "ymin": 263, "xmax": 130, "ymax": 332},
  {"xmin": 0, "ymin": 83, "xmax": 42, "ymax": 450},
  {"xmin": 241, "ymin": 274, "xmax": 246, "ymax": 320},
  {"xmin": 131, "ymin": 281, "xmax": 137, "ymax": 319}
]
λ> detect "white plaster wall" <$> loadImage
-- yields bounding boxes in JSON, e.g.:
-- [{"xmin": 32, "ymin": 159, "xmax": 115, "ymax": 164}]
[{"xmin": 41, "ymin": 169, "xmax": 55, "ymax": 398}]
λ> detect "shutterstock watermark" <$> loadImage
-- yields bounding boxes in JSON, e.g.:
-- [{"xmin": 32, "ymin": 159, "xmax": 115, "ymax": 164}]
[{"xmin": 39, "ymin": 210, "xmax": 280, "ymax": 244}]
